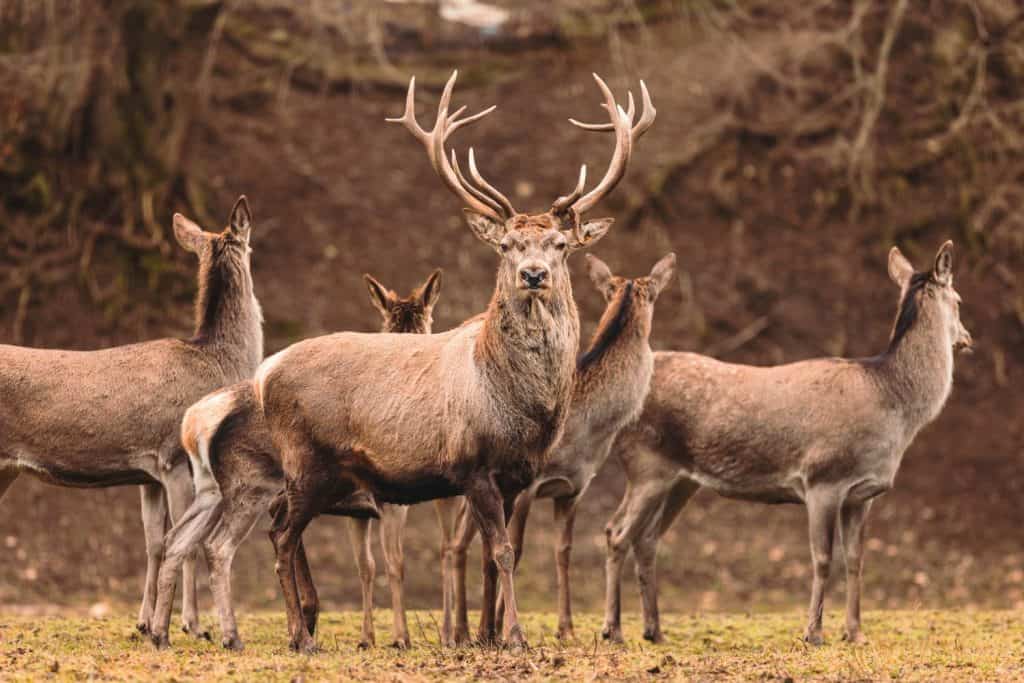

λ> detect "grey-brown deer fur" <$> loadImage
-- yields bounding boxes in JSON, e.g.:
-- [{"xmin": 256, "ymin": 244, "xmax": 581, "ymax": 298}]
[
  {"xmin": 445, "ymin": 252, "xmax": 677, "ymax": 645},
  {"xmin": 147, "ymin": 270, "xmax": 442, "ymax": 650},
  {"xmin": 254, "ymin": 69, "xmax": 653, "ymax": 652},
  {"xmin": 602, "ymin": 241, "xmax": 972, "ymax": 646},
  {"xmin": 0, "ymin": 196, "xmax": 262, "ymax": 638}
]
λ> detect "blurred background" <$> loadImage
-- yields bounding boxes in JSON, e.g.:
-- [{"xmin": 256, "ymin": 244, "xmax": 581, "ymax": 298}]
[{"xmin": 1, "ymin": 0, "xmax": 1023, "ymax": 622}]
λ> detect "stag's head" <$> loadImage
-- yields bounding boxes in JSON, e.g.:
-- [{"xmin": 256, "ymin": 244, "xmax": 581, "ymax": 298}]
[
  {"xmin": 173, "ymin": 195, "xmax": 254, "ymax": 273},
  {"xmin": 388, "ymin": 71, "xmax": 655, "ymax": 304},
  {"xmin": 364, "ymin": 269, "xmax": 443, "ymax": 334},
  {"xmin": 888, "ymin": 241, "xmax": 973, "ymax": 353}
]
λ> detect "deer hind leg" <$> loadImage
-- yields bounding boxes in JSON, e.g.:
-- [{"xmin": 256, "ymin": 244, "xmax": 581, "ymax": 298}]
[
  {"xmin": 803, "ymin": 488, "xmax": 841, "ymax": 646},
  {"xmin": 137, "ymin": 483, "xmax": 168, "ymax": 635},
  {"xmin": 839, "ymin": 499, "xmax": 873, "ymax": 644},
  {"xmin": 269, "ymin": 482, "xmax": 318, "ymax": 653},
  {"xmin": 346, "ymin": 517, "xmax": 377, "ymax": 648},
  {"xmin": 434, "ymin": 497, "xmax": 462, "ymax": 647},
  {"xmin": 552, "ymin": 495, "xmax": 579, "ymax": 641},
  {"xmin": 602, "ymin": 478, "xmax": 672, "ymax": 643},
  {"xmin": 203, "ymin": 495, "xmax": 263, "ymax": 651},
  {"xmin": 634, "ymin": 479, "xmax": 699, "ymax": 644},
  {"xmin": 293, "ymin": 539, "xmax": 319, "ymax": 640},
  {"xmin": 451, "ymin": 501, "xmax": 477, "ymax": 646},
  {"xmin": 378, "ymin": 504, "xmax": 411, "ymax": 649},
  {"xmin": 495, "ymin": 488, "xmax": 535, "ymax": 637},
  {"xmin": 163, "ymin": 461, "xmax": 203, "ymax": 639},
  {"xmin": 466, "ymin": 478, "xmax": 526, "ymax": 650}
]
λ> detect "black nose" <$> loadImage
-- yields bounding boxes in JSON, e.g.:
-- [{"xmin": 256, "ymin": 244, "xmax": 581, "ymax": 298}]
[{"xmin": 520, "ymin": 267, "xmax": 548, "ymax": 289}]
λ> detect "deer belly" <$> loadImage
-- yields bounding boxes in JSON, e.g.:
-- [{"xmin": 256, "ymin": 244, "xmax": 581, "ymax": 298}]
[{"xmin": 13, "ymin": 448, "xmax": 157, "ymax": 488}]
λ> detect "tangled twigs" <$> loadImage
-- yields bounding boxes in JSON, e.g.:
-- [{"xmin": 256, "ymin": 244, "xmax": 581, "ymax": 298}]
[{"xmin": 847, "ymin": 0, "xmax": 910, "ymax": 220}]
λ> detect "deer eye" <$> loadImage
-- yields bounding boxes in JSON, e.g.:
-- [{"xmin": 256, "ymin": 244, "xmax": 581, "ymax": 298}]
[{"xmin": 499, "ymin": 241, "xmax": 511, "ymax": 253}]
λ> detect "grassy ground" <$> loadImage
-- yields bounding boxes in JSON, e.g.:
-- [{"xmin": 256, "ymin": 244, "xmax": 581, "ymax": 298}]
[{"xmin": 1, "ymin": 610, "xmax": 1022, "ymax": 681}]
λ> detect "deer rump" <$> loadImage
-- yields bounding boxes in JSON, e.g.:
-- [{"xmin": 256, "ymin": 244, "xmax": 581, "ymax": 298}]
[{"xmin": 258, "ymin": 324, "xmax": 560, "ymax": 506}]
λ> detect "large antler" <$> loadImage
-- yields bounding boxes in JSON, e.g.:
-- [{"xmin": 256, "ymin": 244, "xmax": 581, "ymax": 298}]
[
  {"xmin": 560, "ymin": 74, "xmax": 656, "ymax": 216},
  {"xmin": 387, "ymin": 71, "xmax": 516, "ymax": 222}
]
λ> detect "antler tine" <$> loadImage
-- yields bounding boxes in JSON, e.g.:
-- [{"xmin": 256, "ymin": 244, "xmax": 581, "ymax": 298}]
[
  {"xmin": 468, "ymin": 148, "xmax": 517, "ymax": 218},
  {"xmin": 569, "ymin": 74, "xmax": 636, "ymax": 215},
  {"xmin": 568, "ymin": 79, "xmax": 656, "ymax": 142},
  {"xmin": 388, "ymin": 70, "xmax": 513, "ymax": 221},
  {"xmin": 551, "ymin": 164, "xmax": 587, "ymax": 213},
  {"xmin": 451, "ymin": 149, "xmax": 504, "ymax": 215}
]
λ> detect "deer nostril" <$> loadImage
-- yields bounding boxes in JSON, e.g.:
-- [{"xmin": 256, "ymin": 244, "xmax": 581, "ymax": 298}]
[{"xmin": 520, "ymin": 268, "xmax": 548, "ymax": 289}]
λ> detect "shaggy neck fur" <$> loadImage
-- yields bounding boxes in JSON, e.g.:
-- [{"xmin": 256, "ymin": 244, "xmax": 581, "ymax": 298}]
[
  {"xmin": 878, "ymin": 277, "xmax": 954, "ymax": 425},
  {"xmin": 190, "ymin": 249, "xmax": 263, "ymax": 382},
  {"xmin": 477, "ymin": 272, "xmax": 580, "ymax": 439}
]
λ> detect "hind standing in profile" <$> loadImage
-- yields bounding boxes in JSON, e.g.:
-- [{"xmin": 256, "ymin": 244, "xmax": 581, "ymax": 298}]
[
  {"xmin": 149, "ymin": 269, "xmax": 442, "ymax": 651},
  {"xmin": 0, "ymin": 197, "xmax": 263, "ymax": 638},
  {"xmin": 603, "ymin": 241, "xmax": 972, "ymax": 645}
]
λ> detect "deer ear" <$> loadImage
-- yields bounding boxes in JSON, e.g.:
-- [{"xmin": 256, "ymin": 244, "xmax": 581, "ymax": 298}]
[
  {"xmin": 228, "ymin": 195, "xmax": 253, "ymax": 242},
  {"xmin": 888, "ymin": 246, "xmax": 914, "ymax": 289},
  {"xmin": 416, "ymin": 269, "xmax": 443, "ymax": 310},
  {"xmin": 933, "ymin": 240, "xmax": 954, "ymax": 285},
  {"xmin": 585, "ymin": 254, "xmax": 615, "ymax": 299},
  {"xmin": 648, "ymin": 252, "xmax": 677, "ymax": 298},
  {"xmin": 363, "ymin": 274, "xmax": 393, "ymax": 317},
  {"xmin": 570, "ymin": 218, "xmax": 614, "ymax": 252},
  {"xmin": 464, "ymin": 210, "xmax": 505, "ymax": 251},
  {"xmin": 173, "ymin": 213, "xmax": 207, "ymax": 254}
]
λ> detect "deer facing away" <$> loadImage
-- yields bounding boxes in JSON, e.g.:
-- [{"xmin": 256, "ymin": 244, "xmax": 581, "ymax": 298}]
[
  {"xmin": 444, "ymin": 252, "xmax": 676, "ymax": 644},
  {"xmin": 603, "ymin": 241, "xmax": 972, "ymax": 645},
  {"xmin": 148, "ymin": 270, "xmax": 442, "ymax": 650},
  {"xmin": 252, "ymin": 69, "xmax": 653, "ymax": 652},
  {"xmin": 0, "ymin": 197, "xmax": 262, "ymax": 638}
]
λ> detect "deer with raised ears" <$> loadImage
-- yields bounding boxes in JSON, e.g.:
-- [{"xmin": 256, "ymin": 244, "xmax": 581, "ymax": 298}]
[
  {"xmin": 602, "ymin": 241, "xmax": 972, "ymax": 645},
  {"xmin": 444, "ymin": 252, "xmax": 677, "ymax": 645},
  {"xmin": 147, "ymin": 270, "xmax": 442, "ymax": 651},
  {"xmin": 253, "ymin": 69, "xmax": 654, "ymax": 652},
  {"xmin": 0, "ymin": 196, "xmax": 262, "ymax": 638}
]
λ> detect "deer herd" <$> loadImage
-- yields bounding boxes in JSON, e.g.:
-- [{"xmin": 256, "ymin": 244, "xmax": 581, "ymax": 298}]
[{"xmin": 0, "ymin": 71, "xmax": 972, "ymax": 654}]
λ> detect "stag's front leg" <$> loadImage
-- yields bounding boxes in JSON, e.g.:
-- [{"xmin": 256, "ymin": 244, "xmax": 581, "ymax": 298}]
[
  {"xmin": 137, "ymin": 483, "xmax": 168, "ymax": 635},
  {"xmin": 840, "ymin": 499, "xmax": 873, "ymax": 644},
  {"xmin": 803, "ymin": 489, "xmax": 840, "ymax": 646},
  {"xmin": 495, "ymin": 489, "xmax": 534, "ymax": 636},
  {"xmin": 346, "ymin": 517, "xmax": 377, "ymax": 648},
  {"xmin": 378, "ymin": 504, "xmax": 411, "ymax": 648},
  {"xmin": 466, "ymin": 476, "xmax": 526, "ymax": 650}
]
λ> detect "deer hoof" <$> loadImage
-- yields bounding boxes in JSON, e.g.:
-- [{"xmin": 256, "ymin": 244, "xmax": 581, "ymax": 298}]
[
  {"xmin": 803, "ymin": 631, "xmax": 824, "ymax": 647},
  {"xmin": 642, "ymin": 628, "xmax": 664, "ymax": 644},
  {"xmin": 150, "ymin": 632, "xmax": 171, "ymax": 650},
  {"xmin": 556, "ymin": 627, "xmax": 575, "ymax": 642},
  {"xmin": 389, "ymin": 639, "xmax": 411, "ymax": 650},
  {"xmin": 222, "ymin": 635, "xmax": 244, "ymax": 651},
  {"xmin": 842, "ymin": 630, "xmax": 867, "ymax": 645},
  {"xmin": 601, "ymin": 626, "xmax": 624, "ymax": 644}
]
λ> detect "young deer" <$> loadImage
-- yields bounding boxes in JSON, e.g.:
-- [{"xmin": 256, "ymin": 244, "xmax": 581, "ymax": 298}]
[
  {"xmin": 0, "ymin": 197, "xmax": 262, "ymax": 637},
  {"xmin": 254, "ymin": 70, "xmax": 654, "ymax": 652},
  {"xmin": 149, "ymin": 270, "xmax": 442, "ymax": 650},
  {"xmin": 603, "ymin": 241, "xmax": 972, "ymax": 645},
  {"xmin": 445, "ymin": 252, "xmax": 676, "ymax": 644}
]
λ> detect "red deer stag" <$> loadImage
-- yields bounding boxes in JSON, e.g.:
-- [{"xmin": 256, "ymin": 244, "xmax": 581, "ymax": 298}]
[
  {"xmin": 446, "ymin": 252, "xmax": 677, "ymax": 644},
  {"xmin": 603, "ymin": 241, "xmax": 972, "ymax": 645},
  {"xmin": 252, "ymin": 70, "xmax": 654, "ymax": 652},
  {"xmin": 0, "ymin": 197, "xmax": 262, "ymax": 638},
  {"xmin": 149, "ymin": 270, "xmax": 441, "ymax": 650}
]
